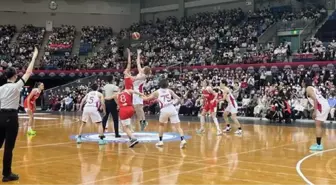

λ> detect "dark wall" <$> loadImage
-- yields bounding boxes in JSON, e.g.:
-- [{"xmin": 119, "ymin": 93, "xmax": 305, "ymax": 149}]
[
  {"xmin": 25, "ymin": 78, "xmax": 76, "ymax": 89},
  {"xmin": 0, "ymin": 76, "xmax": 79, "ymax": 89}
]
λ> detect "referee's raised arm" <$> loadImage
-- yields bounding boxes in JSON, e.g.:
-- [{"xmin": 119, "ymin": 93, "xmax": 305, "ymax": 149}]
[
  {"xmin": 18, "ymin": 47, "xmax": 39, "ymax": 88},
  {"xmin": 0, "ymin": 47, "xmax": 38, "ymax": 182}
]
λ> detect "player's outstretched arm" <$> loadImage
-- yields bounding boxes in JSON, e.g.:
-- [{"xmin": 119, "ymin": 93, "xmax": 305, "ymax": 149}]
[
  {"xmin": 124, "ymin": 48, "xmax": 132, "ymax": 77},
  {"xmin": 169, "ymin": 89, "xmax": 181, "ymax": 104},
  {"xmin": 128, "ymin": 89, "xmax": 144, "ymax": 97},
  {"xmin": 105, "ymin": 90, "xmax": 119, "ymax": 100},
  {"xmin": 136, "ymin": 49, "xmax": 143, "ymax": 73},
  {"xmin": 142, "ymin": 91, "xmax": 159, "ymax": 101}
]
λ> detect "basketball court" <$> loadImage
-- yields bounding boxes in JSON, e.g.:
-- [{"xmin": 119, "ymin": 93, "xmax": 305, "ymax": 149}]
[{"xmin": 2, "ymin": 113, "xmax": 336, "ymax": 184}]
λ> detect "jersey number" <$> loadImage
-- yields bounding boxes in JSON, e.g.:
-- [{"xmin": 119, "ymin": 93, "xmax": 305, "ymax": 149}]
[
  {"xmin": 119, "ymin": 94, "xmax": 127, "ymax": 103},
  {"xmin": 88, "ymin": 97, "xmax": 94, "ymax": 104},
  {"xmin": 161, "ymin": 94, "xmax": 171, "ymax": 103}
]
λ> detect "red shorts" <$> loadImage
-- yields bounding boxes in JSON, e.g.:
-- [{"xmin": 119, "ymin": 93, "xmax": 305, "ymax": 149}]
[
  {"xmin": 119, "ymin": 106, "xmax": 134, "ymax": 120},
  {"xmin": 202, "ymin": 101, "xmax": 217, "ymax": 113},
  {"xmin": 23, "ymin": 100, "xmax": 35, "ymax": 112}
]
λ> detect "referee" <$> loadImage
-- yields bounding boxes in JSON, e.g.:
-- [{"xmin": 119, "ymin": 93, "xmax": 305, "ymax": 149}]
[
  {"xmin": 102, "ymin": 76, "xmax": 121, "ymax": 138},
  {"xmin": 0, "ymin": 47, "xmax": 38, "ymax": 182}
]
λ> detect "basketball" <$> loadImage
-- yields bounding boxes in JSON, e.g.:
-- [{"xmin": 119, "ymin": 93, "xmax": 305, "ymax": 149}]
[{"xmin": 132, "ymin": 32, "xmax": 140, "ymax": 40}]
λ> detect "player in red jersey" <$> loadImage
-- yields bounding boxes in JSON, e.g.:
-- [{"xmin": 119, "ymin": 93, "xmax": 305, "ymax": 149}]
[
  {"xmin": 123, "ymin": 48, "xmax": 134, "ymax": 90},
  {"xmin": 23, "ymin": 82, "xmax": 44, "ymax": 135},
  {"xmin": 111, "ymin": 88, "xmax": 144, "ymax": 148},
  {"xmin": 123, "ymin": 48, "xmax": 151, "ymax": 131},
  {"xmin": 197, "ymin": 80, "xmax": 222, "ymax": 135}
]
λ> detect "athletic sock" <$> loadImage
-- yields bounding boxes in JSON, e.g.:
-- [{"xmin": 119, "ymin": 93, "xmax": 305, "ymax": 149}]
[
  {"xmin": 213, "ymin": 117, "xmax": 220, "ymax": 130},
  {"xmin": 200, "ymin": 116, "xmax": 205, "ymax": 129},
  {"xmin": 238, "ymin": 127, "xmax": 241, "ymax": 130},
  {"xmin": 28, "ymin": 126, "xmax": 32, "ymax": 131},
  {"xmin": 227, "ymin": 124, "xmax": 230, "ymax": 128},
  {"xmin": 316, "ymin": 137, "xmax": 321, "ymax": 145},
  {"xmin": 181, "ymin": 136, "xmax": 184, "ymax": 141},
  {"xmin": 159, "ymin": 136, "xmax": 163, "ymax": 141}
]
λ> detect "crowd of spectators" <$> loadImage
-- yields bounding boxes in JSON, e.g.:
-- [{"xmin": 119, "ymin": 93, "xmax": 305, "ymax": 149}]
[
  {"xmin": 298, "ymin": 37, "xmax": 336, "ymax": 61},
  {"xmin": 46, "ymin": 25, "xmax": 76, "ymax": 54},
  {"xmin": 76, "ymin": 6, "xmax": 325, "ymax": 70},
  {"xmin": 44, "ymin": 64, "xmax": 336, "ymax": 123},
  {"xmin": 40, "ymin": 55, "xmax": 82, "ymax": 70},
  {"xmin": 0, "ymin": 25, "xmax": 16, "ymax": 56},
  {"xmin": 0, "ymin": 25, "xmax": 45, "ymax": 70},
  {"xmin": 0, "ymin": 5, "xmax": 328, "ymax": 70},
  {"xmin": 7, "ymin": 25, "xmax": 45, "ymax": 69},
  {"xmin": 80, "ymin": 26, "xmax": 113, "ymax": 48}
]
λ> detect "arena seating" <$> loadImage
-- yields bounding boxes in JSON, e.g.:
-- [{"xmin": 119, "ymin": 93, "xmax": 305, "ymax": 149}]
[
  {"xmin": 0, "ymin": 25, "xmax": 16, "ymax": 57},
  {"xmin": 83, "ymin": 6, "xmax": 324, "ymax": 69},
  {"xmin": 43, "ymin": 62, "xmax": 336, "ymax": 123},
  {"xmin": 0, "ymin": 6, "xmax": 328, "ymax": 71},
  {"xmin": 46, "ymin": 25, "xmax": 76, "ymax": 55},
  {"xmin": 79, "ymin": 26, "xmax": 113, "ymax": 55},
  {"xmin": 7, "ymin": 25, "xmax": 45, "ymax": 69}
]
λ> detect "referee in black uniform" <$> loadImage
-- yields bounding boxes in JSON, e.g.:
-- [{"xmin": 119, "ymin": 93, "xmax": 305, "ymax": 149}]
[
  {"xmin": 0, "ymin": 47, "xmax": 38, "ymax": 182},
  {"xmin": 102, "ymin": 76, "xmax": 121, "ymax": 137}
]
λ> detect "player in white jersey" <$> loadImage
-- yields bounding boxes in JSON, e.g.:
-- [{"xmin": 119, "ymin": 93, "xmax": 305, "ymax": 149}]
[
  {"xmin": 127, "ymin": 49, "xmax": 152, "ymax": 131},
  {"xmin": 218, "ymin": 80, "xmax": 242, "ymax": 135},
  {"xmin": 302, "ymin": 80, "xmax": 331, "ymax": 151},
  {"xmin": 143, "ymin": 79, "xmax": 187, "ymax": 149},
  {"xmin": 77, "ymin": 83, "xmax": 107, "ymax": 145}
]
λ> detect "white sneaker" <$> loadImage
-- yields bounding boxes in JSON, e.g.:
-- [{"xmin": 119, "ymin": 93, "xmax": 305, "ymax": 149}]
[
  {"xmin": 234, "ymin": 129, "xmax": 242, "ymax": 135},
  {"xmin": 224, "ymin": 127, "xmax": 231, "ymax": 132},
  {"xmin": 217, "ymin": 130, "xmax": 223, "ymax": 136},
  {"xmin": 156, "ymin": 141, "xmax": 164, "ymax": 147},
  {"xmin": 180, "ymin": 140, "xmax": 187, "ymax": 149}
]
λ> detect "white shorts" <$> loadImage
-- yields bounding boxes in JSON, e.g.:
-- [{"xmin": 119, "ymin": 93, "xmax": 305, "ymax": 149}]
[
  {"xmin": 159, "ymin": 105, "xmax": 180, "ymax": 124},
  {"xmin": 120, "ymin": 118, "xmax": 131, "ymax": 126},
  {"xmin": 82, "ymin": 107, "xmax": 102, "ymax": 123},
  {"xmin": 133, "ymin": 94, "xmax": 143, "ymax": 105},
  {"xmin": 225, "ymin": 103, "xmax": 238, "ymax": 114},
  {"xmin": 316, "ymin": 105, "xmax": 331, "ymax": 122}
]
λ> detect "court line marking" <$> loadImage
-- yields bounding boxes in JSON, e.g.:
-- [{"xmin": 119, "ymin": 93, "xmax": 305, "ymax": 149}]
[
  {"xmin": 296, "ymin": 148, "xmax": 336, "ymax": 185},
  {"xmin": 18, "ymin": 141, "xmax": 74, "ymax": 149},
  {"xmin": 83, "ymin": 139, "xmax": 310, "ymax": 184},
  {"xmin": 140, "ymin": 161, "xmax": 277, "ymax": 184},
  {"xmin": 240, "ymin": 161, "xmax": 326, "ymax": 173}
]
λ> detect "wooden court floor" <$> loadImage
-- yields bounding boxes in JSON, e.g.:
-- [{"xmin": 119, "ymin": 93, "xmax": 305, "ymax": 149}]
[{"xmin": 1, "ymin": 113, "xmax": 336, "ymax": 184}]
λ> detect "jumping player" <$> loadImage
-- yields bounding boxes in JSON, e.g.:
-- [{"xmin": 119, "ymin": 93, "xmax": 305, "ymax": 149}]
[
  {"xmin": 123, "ymin": 49, "xmax": 151, "ymax": 131},
  {"xmin": 303, "ymin": 80, "xmax": 330, "ymax": 151},
  {"xmin": 197, "ymin": 80, "xmax": 222, "ymax": 135},
  {"xmin": 111, "ymin": 88, "xmax": 144, "ymax": 148},
  {"xmin": 123, "ymin": 48, "xmax": 134, "ymax": 90},
  {"xmin": 220, "ymin": 80, "xmax": 243, "ymax": 135},
  {"xmin": 23, "ymin": 82, "xmax": 44, "ymax": 135},
  {"xmin": 77, "ymin": 83, "xmax": 107, "ymax": 145},
  {"xmin": 143, "ymin": 79, "xmax": 187, "ymax": 149}
]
